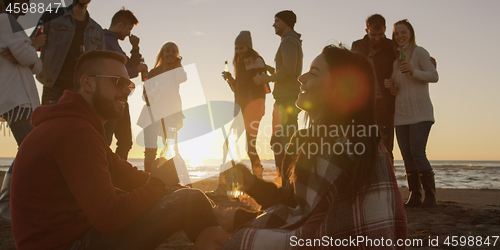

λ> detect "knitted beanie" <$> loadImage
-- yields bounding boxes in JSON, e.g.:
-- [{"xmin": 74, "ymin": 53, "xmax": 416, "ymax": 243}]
[
  {"xmin": 235, "ymin": 31, "xmax": 252, "ymax": 49},
  {"xmin": 275, "ymin": 10, "xmax": 296, "ymax": 29}
]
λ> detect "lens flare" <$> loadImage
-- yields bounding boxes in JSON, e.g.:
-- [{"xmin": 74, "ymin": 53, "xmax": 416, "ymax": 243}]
[{"xmin": 330, "ymin": 65, "xmax": 370, "ymax": 113}]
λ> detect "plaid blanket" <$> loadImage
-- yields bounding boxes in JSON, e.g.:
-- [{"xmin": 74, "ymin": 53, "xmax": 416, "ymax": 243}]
[{"xmin": 223, "ymin": 145, "xmax": 407, "ymax": 249}]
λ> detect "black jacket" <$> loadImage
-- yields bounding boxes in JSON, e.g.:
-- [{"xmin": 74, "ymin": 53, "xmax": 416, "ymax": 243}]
[{"xmin": 352, "ymin": 35, "xmax": 396, "ymax": 113}]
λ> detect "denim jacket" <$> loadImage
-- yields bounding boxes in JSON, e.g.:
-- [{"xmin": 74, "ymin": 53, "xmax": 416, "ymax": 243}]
[{"xmin": 33, "ymin": 5, "xmax": 105, "ymax": 87}]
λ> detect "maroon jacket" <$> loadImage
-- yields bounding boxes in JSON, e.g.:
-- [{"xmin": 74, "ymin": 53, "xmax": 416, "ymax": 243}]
[{"xmin": 11, "ymin": 90, "xmax": 166, "ymax": 250}]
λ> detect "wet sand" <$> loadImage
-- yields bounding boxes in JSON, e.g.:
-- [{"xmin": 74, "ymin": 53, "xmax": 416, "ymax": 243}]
[{"xmin": 1, "ymin": 171, "xmax": 499, "ymax": 250}]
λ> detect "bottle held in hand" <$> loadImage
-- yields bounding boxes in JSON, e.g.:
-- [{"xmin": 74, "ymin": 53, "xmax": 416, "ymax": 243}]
[
  {"xmin": 224, "ymin": 60, "xmax": 230, "ymax": 73},
  {"xmin": 226, "ymin": 165, "xmax": 244, "ymax": 198},
  {"xmin": 141, "ymin": 57, "xmax": 148, "ymax": 81},
  {"xmin": 35, "ymin": 20, "xmax": 44, "ymax": 52},
  {"xmin": 399, "ymin": 47, "xmax": 406, "ymax": 62},
  {"xmin": 224, "ymin": 129, "xmax": 244, "ymax": 198}
]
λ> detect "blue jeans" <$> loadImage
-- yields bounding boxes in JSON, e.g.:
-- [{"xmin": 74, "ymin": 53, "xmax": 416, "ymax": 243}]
[
  {"xmin": 395, "ymin": 121, "xmax": 433, "ymax": 172},
  {"xmin": 2, "ymin": 107, "xmax": 34, "ymax": 174},
  {"xmin": 69, "ymin": 189, "xmax": 218, "ymax": 250}
]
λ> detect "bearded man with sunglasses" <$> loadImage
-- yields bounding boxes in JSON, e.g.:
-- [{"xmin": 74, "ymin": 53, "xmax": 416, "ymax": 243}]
[{"xmin": 10, "ymin": 50, "xmax": 229, "ymax": 250}]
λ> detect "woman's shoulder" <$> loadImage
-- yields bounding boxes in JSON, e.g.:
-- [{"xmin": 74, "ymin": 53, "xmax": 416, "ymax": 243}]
[
  {"xmin": 148, "ymin": 66, "xmax": 164, "ymax": 78},
  {"xmin": 413, "ymin": 46, "xmax": 431, "ymax": 58}
]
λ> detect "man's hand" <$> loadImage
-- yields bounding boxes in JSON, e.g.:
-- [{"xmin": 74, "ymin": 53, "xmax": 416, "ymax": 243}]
[
  {"xmin": 1, "ymin": 49, "xmax": 19, "ymax": 64},
  {"xmin": 254, "ymin": 73, "xmax": 271, "ymax": 85},
  {"xmin": 137, "ymin": 63, "xmax": 148, "ymax": 73},
  {"xmin": 150, "ymin": 158, "xmax": 180, "ymax": 188},
  {"xmin": 232, "ymin": 163, "xmax": 256, "ymax": 191},
  {"xmin": 265, "ymin": 64, "xmax": 275, "ymax": 74},
  {"xmin": 430, "ymin": 57, "xmax": 437, "ymax": 68},
  {"xmin": 31, "ymin": 34, "xmax": 47, "ymax": 49},
  {"xmin": 129, "ymin": 34, "xmax": 140, "ymax": 50}
]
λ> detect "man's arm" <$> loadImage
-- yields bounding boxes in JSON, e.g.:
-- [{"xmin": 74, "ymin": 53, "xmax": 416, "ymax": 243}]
[
  {"xmin": 126, "ymin": 34, "xmax": 142, "ymax": 78},
  {"xmin": 55, "ymin": 127, "xmax": 166, "ymax": 234},
  {"xmin": 109, "ymin": 150, "xmax": 151, "ymax": 192}
]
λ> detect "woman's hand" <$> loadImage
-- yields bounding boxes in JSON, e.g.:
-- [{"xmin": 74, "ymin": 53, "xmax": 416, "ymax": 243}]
[
  {"xmin": 384, "ymin": 79, "xmax": 399, "ymax": 96},
  {"xmin": 213, "ymin": 205, "xmax": 236, "ymax": 233},
  {"xmin": 383, "ymin": 79, "xmax": 393, "ymax": 89},
  {"xmin": 400, "ymin": 61, "xmax": 414, "ymax": 76},
  {"xmin": 222, "ymin": 71, "xmax": 233, "ymax": 81},
  {"xmin": 31, "ymin": 34, "xmax": 47, "ymax": 49}
]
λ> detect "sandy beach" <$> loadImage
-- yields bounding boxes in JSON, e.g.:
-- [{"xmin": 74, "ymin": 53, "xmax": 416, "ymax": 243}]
[{"xmin": 1, "ymin": 171, "xmax": 499, "ymax": 250}]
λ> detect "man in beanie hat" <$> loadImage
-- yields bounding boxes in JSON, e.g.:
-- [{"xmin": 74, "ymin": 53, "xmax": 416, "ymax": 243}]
[{"xmin": 256, "ymin": 10, "xmax": 303, "ymax": 183}]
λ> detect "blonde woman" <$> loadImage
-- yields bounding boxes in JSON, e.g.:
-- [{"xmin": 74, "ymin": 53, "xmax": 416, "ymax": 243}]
[
  {"xmin": 143, "ymin": 42, "xmax": 185, "ymax": 173},
  {"xmin": 384, "ymin": 19, "xmax": 439, "ymax": 208}
]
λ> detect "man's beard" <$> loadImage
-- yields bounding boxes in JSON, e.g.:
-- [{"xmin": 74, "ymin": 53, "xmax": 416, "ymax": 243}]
[{"xmin": 92, "ymin": 85, "xmax": 123, "ymax": 121}]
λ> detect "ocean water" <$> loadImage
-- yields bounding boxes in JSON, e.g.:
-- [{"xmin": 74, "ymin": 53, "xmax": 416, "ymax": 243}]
[{"xmin": 1, "ymin": 158, "xmax": 499, "ymax": 190}]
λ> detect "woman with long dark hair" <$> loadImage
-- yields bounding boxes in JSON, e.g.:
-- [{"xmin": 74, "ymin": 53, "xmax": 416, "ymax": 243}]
[
  {"xmin": 207, "ymin": 31, "xmax": 268, "ymax": 198},
  {"xmin": 384, "ymin": 20, "xmax": 439, "ymax": 208},
  {"xmin": 215, "ymin": 46, "xmax": 406, "ymax": 249},
  {"xmin": 222, "ymin": 31, "xmax": 267, "ymax": 177}
]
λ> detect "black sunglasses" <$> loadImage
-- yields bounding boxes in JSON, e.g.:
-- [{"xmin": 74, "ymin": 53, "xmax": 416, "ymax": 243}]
[{"xmin": 89, "ymin": 75, "xmax": 135, "ymax": 92}]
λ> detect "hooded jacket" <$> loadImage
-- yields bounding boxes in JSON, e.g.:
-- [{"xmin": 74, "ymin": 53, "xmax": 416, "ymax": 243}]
[
  {"xmin": 270, "ymin": 30, "xmax": 303, "ymax": 100},
  {"xmin": 11, "ymin": 90, "xmax": 166, "ymax": 250}
]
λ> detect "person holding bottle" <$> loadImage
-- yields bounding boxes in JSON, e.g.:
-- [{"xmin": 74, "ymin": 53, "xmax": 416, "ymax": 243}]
[
  {"xmin": 384, "ymin": 19, "xmax": 439, "ymax": 208},
  {"xmin": 0, "ymin": 0, "xmax": 46, "ymax": 221},
  {"xmin": 207, "ymin": 31, "xmax": 268, "ymax": 199},
  {"xmin": 222, "ymin": 31, "xmax": 267, "ymax": 178}
]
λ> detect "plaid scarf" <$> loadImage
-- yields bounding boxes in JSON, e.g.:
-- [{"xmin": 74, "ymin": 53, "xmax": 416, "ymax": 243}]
[{"xmin": 223, "ymin": 142, "xmax": 406, "ymax": 249}]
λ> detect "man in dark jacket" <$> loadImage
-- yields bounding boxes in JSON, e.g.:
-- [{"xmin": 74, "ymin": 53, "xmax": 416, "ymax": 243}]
[
  {"xmin": 10, "ymin": 50, "xmax": 228, "ymax": 250},
  {"xmin": 33, "ymin": 0, "xmax": 105, "ymax": 105},
  {"xmin": 351, "ymin": 14, "xmax": 396, "ymax": 162},
  {"xmin": 103, "ymin": 8, "xmax": 148, "ymax": 160}
]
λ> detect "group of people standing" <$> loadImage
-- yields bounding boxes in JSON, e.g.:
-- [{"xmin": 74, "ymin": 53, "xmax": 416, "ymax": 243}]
[
  {"xmin": 1, "ymin": 0, "xmax": 439, "ymax": 248},
  {"xmin": 352, "ymin": 14, "xmax": 439, "ymax": 208}
]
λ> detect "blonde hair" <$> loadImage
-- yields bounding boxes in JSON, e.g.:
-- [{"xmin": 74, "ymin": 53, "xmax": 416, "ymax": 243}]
[{"xmin": 153, "ymin": 42, "xmax": 180, "ymax": 69}]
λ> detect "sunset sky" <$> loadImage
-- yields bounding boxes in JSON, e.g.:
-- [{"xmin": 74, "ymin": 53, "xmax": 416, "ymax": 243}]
[{"xmin": 1, "ymin": 0, "xmax": 499, "ymax": 162}]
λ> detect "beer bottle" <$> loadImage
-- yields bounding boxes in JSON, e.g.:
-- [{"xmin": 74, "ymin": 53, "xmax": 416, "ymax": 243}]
[
  {"xmin": 141, "ymin": 57, "xmax": 148, "ymax": 81},
  {"xmin": 35, "ymin": 20, "xmax": 44, "ymax": 52}
]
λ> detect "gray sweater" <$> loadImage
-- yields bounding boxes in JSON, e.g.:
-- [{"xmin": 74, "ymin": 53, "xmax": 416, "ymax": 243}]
[
  {"xmin": 270, "ymin": 30, "xmax": 303, "ymax": 100},
  {"xmin": 393, "ymin": 46, "xmax": 439, "ymax": 126}
]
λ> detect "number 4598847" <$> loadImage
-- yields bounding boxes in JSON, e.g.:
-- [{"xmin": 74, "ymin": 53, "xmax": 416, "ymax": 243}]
[
  {"xmin": 6, "ymin": 2, "xmax": 62, "ymax": 14},
  {"xmin": 443, "ymin": 236, "xmax": 499, "ymax": 247}
]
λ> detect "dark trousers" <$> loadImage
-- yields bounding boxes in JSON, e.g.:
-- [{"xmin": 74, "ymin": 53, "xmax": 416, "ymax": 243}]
[
  {"xmin": 376, "ymin": 98, "xmax": 395, "ymax": 162},
  {"xmin": 270, "ymin": 97, "xmax": 300, "ymax": 183},
  {"xmin": 395, "ymin": 121, "xmax": 433, "ymax": 172},
  {"xmin": 69, "ymin": 189, "xmax": 218, "ymax": 250},
  {"xmin": 104, "ymin": 103, "xmax": 133, "ymax": 160}
]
